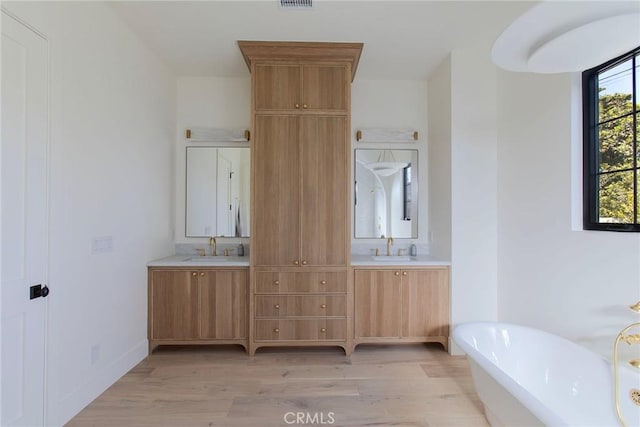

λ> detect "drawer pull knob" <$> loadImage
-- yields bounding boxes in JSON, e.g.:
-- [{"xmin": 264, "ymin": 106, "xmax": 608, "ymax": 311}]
[
  {"xmin": 320, "ymin": 328, "xmax": 326, "ymax": 333},
  {"xmin": 295, "ymin": 103, "xmax": 300, "ymax": 109},
  {"xmin": 303, "ymin": 104, "xmax": 308, "ymax": 109},
  {"xmin": 273, "ymin": 328, "xmax": 280, "ymax": 333},
  {"xmin": 301, "ymin": 260, "xmax": 308, "ymax": 265},
  {"xmin": 402, "ymin": 271, "xmax": 408, "ymax": 276},
  {"xmin": 200, "ymin": 272, "xmax": 205, "ymax": 277},
  {"xmin": 320, "ymin": 280, "xmax": 327, "ymax": 285},
  {"xmin": 321, "ymin": 304, "xmax": 326, "ymax": 309},
  {"xmin": 192, "ymin": 272, "xmax": 197, "ymax": 277},
  {"xmin": 274, "ymin": 304, "xmax": 280, "ymax": 309},
  {"xmin": 273, "ymin": 280, "xmax": 280, "ymax": 286},
  {"xmin": 395, "ymin": 271, "xmax": 400, "ymax": 276},
  {"xmin": 293, "ymin": 260, "xmax": 299, "ymax": 265}
]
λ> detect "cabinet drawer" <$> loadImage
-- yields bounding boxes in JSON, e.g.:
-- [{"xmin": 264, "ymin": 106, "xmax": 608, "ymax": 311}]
[
  {"xmin": 255, "ymin": 271, "xmax": 346, "ymax": 293},
  {"xmin": 255, "ymin": 319, "xmax": 346, "ymax": 341},
  {"xmin": 255, "ymin": 295, "xmax": 346, "ymax": 317}
]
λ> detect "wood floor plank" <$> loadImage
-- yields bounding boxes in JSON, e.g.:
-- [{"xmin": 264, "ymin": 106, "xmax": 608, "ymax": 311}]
[{"xmin": 68, "ymin": 345, "xmax": 488, "ymax": 426}]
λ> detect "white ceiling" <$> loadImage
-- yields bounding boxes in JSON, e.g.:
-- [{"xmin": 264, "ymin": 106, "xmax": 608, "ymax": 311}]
[{"xmin": 109, "ymin": 0, "xmax": 537, "ymax": 80}]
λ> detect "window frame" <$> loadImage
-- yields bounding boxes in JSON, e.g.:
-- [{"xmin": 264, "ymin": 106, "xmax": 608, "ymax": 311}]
[
  {"xmin": 402, "ymin": 163, "xmax": 412, "ymax": 221},
  {"xmin": 582, "ymin": 46, "xmax": 640, "ymax": 232}
]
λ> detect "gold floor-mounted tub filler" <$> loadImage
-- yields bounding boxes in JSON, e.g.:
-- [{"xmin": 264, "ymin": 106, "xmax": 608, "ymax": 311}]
[{"xmin": 614, "ymin": 300, "xmax": 640, "ymax": 426}]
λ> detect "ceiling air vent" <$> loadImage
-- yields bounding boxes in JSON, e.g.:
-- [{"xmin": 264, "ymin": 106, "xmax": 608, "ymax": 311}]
[{"xmin": 279, "ymin": 0, "xmax": 313, "ymax": 9}]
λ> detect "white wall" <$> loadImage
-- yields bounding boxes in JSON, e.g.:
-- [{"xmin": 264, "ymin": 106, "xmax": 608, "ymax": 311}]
[
  {"xmin": 3, "ymin": 2, "xmax": 175, "ymax": 424},
  {"xmin": 496, "ymin": 70, "xmax": 640, "ymax": 358},
  {"xmin": 427, "ymin": 56, "xmax": 452, "ymax": 261},
  {"xmin": 351, "ymin": 79, "xmax": 429, "ymax": 252},
  {"xmin": 451, "ymin": 49, "xmax": 500, "ymax": 350}
]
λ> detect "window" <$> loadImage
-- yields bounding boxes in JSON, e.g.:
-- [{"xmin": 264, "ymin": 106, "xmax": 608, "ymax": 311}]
[{"xmin": 583, "ymin": 47, "xmax": 640, "ymax": 231}]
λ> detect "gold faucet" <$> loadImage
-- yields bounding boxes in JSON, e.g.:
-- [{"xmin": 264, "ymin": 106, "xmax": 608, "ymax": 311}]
[
  {"xmin": 386, "ymin": 237, "xmax": 394, "ymax": 256},
  {"xmin": 613, "ymin": 300, "xmax": 640, "ymax": 426},
  {"xmin": 209, "ymin": 237, "xmax": 217, "ymax": 256}
]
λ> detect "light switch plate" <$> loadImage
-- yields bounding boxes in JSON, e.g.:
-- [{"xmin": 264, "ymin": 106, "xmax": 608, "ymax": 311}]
[{"xmin": 92, "ymin": 236, "xmax": 113, "ymax": 253}]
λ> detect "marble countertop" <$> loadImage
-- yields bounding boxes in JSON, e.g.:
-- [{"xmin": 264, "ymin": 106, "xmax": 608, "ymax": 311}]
[
  {"xmin": 147, "ymin": 255, "xmax": 250, "ymax": 267},
  {"xmin": 148, "ymin": 255, "xmax": 450, "ymax": 267},
  {"xmin": 350, "ymin": 255, "xmax": 450, "ymax": 266}
]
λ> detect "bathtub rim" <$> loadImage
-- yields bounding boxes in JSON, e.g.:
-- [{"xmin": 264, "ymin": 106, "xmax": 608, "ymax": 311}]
[{"xmin": 452, "ymin": 321, "xmax": 607, "ymax": 427}]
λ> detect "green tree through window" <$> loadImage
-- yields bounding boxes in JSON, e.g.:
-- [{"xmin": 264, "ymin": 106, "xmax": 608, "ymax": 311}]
[{"xmin": 583, "ymin": 47, "xmax": 639, "ymax": 231}]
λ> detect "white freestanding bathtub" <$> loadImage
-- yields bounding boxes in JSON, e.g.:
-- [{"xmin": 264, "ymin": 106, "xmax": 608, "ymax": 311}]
[{"xmin": 453, "ymin": 322, "xmax": 640, "ymax": 427}]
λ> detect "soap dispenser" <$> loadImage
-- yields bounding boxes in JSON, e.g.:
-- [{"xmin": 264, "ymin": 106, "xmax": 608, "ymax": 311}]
[
  {"xmin": 409, "ymin": 242, "xmax": 417, "ymax": 257},
  {"xmin": 237, "ymin": 243, "xmax": 245, "ymax": 257}
]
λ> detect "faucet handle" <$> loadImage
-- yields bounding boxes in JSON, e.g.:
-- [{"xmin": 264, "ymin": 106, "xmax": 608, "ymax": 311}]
[
  {"xmin": 397, "ymin": 248, "xmax": 405, "ymax": 256},
  {"xmin": 195, "ymin": 248, "xmax": 205, "ymax": 256}
]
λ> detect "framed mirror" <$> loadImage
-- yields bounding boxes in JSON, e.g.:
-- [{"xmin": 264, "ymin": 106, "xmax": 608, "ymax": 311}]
[
  {"xmin": 186, "ymin": 147, "xmax": 250, "ymax": 237},
  {"xmin": 354, "ymin": 149, "xmax": 418, "ymax": 239}
]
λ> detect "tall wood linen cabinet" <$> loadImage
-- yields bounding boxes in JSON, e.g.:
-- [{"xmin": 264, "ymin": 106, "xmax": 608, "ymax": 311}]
[{"xmin": 238, "ymin": 41, "xmax": 363, "ymax": 355}]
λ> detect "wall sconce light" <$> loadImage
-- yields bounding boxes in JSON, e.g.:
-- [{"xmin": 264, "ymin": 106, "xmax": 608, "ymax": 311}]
[{"xmin": 356, "ymin": 129, "xmax": 418, "ymax": 143}]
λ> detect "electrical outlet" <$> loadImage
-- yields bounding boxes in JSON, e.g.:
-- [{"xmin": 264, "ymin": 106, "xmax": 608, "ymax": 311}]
[{"xmin": 91, "ymin": 344, "xmax": 100, "ymax": 365}]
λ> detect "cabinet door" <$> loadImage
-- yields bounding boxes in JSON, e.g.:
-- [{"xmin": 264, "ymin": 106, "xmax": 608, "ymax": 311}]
[
  {"xmin": 401, "ymin": 269, "xmax": 449, "ymax": 338},
  {"xmin": 302, "ymin": 65, "xmax": 348, "ymax": 112},
  {"xmin": 200, "ymin": 270, "xmax": 248, "ymax": 339},
  {"xmin": 253, "ymin": 115, "xmax": 300, "ymax": 266},
  {"xmin": 354, "ymin": 270, "xmax": 402, "ymax": 338},
  {"xmin": 300, "ymin": 116, "xmax": 348, "ymax": 266},
  {"xmin": 254, "ymin": 64, "xmax": 300, "ymax": 111},
  {"xmin": 150, "ymin": 270, "xmax": 199, "ymax": 340}
]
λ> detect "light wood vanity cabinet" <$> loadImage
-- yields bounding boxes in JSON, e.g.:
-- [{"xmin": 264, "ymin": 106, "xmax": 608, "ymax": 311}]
[
  {"xmin": 253, "ymin": 270, "xmax": 348, "ymax": 345},
  {"xmin": 253, "ymin": 115, "xmax": 348, "ymax": 267},
  {"xmin": 254, "ymin": 63, "xmax": 348, "ymax": 113},
  {"xmin": 354, "ymin": 267, "xmax": 450, "ymax": 351},
  {"xmin": 148, "ymin": 267, "xmax": 248, "ymax": 352},
  {"xmin": 239, "ymin": 41, "xmax": 363, "ymax": 355}
]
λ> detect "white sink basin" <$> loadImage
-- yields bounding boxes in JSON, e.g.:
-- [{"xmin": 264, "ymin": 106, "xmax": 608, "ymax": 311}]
[
  {"xmin": 372, "ymin": 256, "xmax": 413, "ymax": 261},
  {"xmin": 184, "ymin": 256, "xmax": 229, "ymax": 262}
]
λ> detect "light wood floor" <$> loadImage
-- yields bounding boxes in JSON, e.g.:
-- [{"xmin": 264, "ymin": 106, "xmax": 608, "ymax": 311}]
[{"xmin": 68, "ymin": 344, "xmax": 488, "ymax": 427}]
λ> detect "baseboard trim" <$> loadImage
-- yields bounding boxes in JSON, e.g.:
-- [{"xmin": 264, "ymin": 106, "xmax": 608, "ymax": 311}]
[{"xmin": 47, "ymin": 339, "xmax": 148, "ymax": 426}]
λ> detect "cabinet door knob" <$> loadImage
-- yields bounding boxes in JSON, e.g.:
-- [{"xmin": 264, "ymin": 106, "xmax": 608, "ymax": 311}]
[
  {"xmin": 301, "ymin": 260, "xmax": 308, "ymax": 265},
  {"xmin": 320, "ymin": 328, "xmax": 326, "ymax": 333},
  {"xmin": 273, "ymin": 328, "xmax": 280, "ymax": 333},
  {"xmin": 320, "ymin": 304, "xmax": 326, "ymax": 309},
  {"xmin": 192, "ymin": 272, "xmax": 197, "ymax": 277},
  {"xmin": 273, "ymin": 280, "xmax": 280, "ymax": 286},
  {"xmin": 295, "ymin": 103, "xmax": 300, "ymax": 109},
  {"xmin": 293, "ymin": 260, "xmax": 299, "ymax": 265},
  {"xmin": 402, "ymin": 271, "xmax": 408, "ymax": 276},
  {"xmin": 200, "ymin": 272, "xmax": 205, "ymax": 276},
  {"xmin": 395, "ymin": 271, "xmax": 400, "ymax": 276},
  {"xmin": 274, "ymin": 304, "xmax": 280, "ymax": 309},
  {"xmin": 302, "ymin": 104, "xmax": 308, "ymax": 109},
  {"xmin": 320, "ymin": 280, "xmax": 327, "ymax": 285}
]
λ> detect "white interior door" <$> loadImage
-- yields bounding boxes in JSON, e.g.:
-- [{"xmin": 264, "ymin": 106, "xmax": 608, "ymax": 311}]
[{"xmin": 1, "ymin": 10, "xmax": 49, "ymax": 426}]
